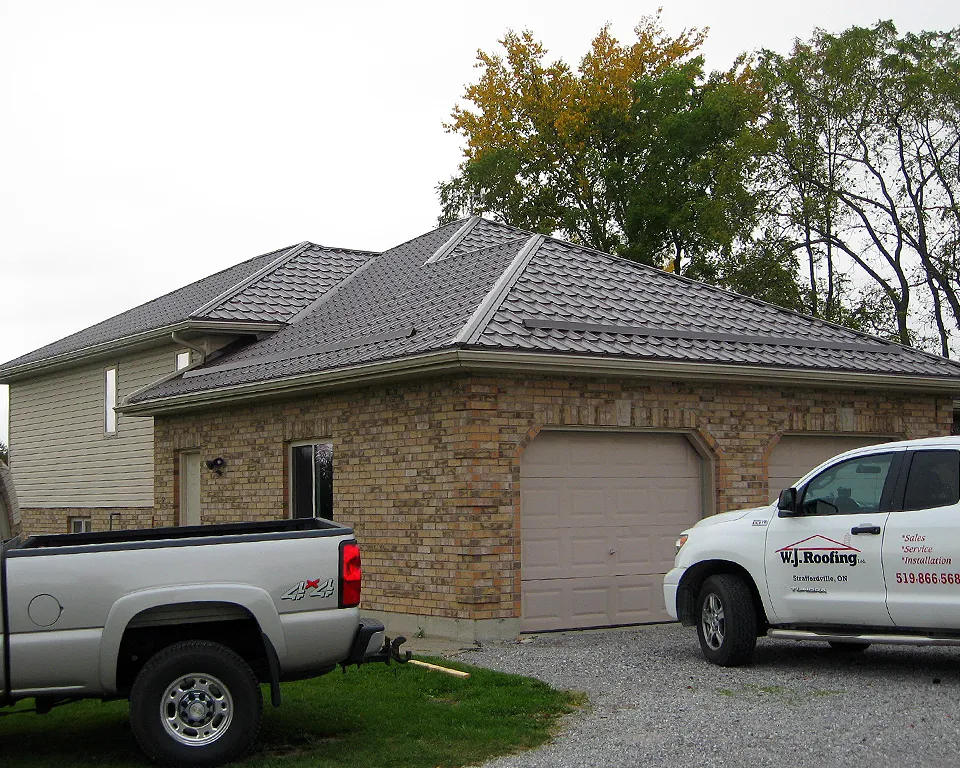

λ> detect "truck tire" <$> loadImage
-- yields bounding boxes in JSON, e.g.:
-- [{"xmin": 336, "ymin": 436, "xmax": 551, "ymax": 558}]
[
  {"xmin": 696, "ymin": 574, "xmax": 757, "ymax": 667},
  {"xmin": 129, "ymin": 640, "xmax": 263, "ymax": 767}
]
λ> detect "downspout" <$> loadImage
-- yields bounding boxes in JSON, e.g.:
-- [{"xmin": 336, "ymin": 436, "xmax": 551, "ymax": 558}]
[
  {"xmin": 119, "ymin": 333, "xmax": 207, "ymax": 409},
  {"xmin": 171, "ymin": 332, "xmax": 208, "ymax": 366}
]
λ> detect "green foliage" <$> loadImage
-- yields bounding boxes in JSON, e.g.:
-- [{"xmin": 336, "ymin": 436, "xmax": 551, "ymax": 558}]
[
  {"xmin": 440, "ymin": 15, "xmax": 778, "ymax": 280},
  {"xmin": 0, "ymin": 440, "xmax": 7, "ymax": 465},
  {"xmin": 0, "ymin": 658, "xmax": 582, "ymax": 768},
  {"xmin": 441, "ymin": 17, "xmax": 960, "ymax": 351},
  {"xmin": 756, "ymin": 21, "xmax": 960, "ymax": 354}
]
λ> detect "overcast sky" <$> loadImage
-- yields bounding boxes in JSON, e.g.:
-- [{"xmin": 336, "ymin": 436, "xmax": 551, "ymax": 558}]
[{"xmin": 1, "ymin": 0, "xmax": 956, "ymax": 445}]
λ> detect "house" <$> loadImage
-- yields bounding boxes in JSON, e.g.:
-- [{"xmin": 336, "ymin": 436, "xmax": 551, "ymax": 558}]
[{"xmin": 3, "ymin": 217, "xmax": 960, "ymax": 641}]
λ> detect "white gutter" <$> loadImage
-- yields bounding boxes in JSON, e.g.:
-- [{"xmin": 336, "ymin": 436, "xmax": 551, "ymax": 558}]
[
  {"xmin": 117, "ymin": 348, "xmax": 960, "ymax": 416},
  {"xmin": 170, "ymin": 332, "xmax": 208, "ymax": 364},
  {"xmin": 0, "ymin": 320, "xmax": 283, "ymax": 382}
]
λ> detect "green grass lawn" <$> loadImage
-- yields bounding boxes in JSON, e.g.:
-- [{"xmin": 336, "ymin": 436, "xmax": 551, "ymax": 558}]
[{"xmin": 0, "ymin": 657, "xmax": 583, "ymax": 768}]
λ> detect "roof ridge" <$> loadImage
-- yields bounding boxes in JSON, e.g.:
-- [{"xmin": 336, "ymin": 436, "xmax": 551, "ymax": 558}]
[
  {"xmin": 429, "ymin": 236, "xmax": 529, "ymax": 263},
  {"xmin": 190, "ymin": 241, "xmax": 311, "ymax": 319},
  {"xmin": 425, "ymin": 217, "xmax": 480, "ymax": 264},
  {"xmin": 285, "ymin": 254, "xmax": 380, "ymax": 325},
  {"xmin": 454, "ymin": 234, "xmax": 546, "ymax": 345}
]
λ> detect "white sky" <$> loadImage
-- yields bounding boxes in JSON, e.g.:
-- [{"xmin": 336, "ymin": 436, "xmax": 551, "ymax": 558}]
[{"xmin": 1, "ymin": 0, "xmax": 956, "ymax": 445}]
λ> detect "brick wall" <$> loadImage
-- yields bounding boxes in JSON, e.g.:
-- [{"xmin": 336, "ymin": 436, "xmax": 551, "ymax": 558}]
[
  {"xmin": 18, "ymin": 506, "xmax": 156, "ymax": 535},
  {"xmin": 152, "ymin": 373, "xmax": 953, "ymax": 625}
]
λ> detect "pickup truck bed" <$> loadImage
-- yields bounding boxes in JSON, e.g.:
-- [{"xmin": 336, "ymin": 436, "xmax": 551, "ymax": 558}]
[{"xmin": 0, "ymin": 517, "xmax": 389, "ymax": 766}]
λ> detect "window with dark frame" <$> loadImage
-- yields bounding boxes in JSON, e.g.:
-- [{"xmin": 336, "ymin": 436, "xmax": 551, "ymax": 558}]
[
  {"xmin": 902, "ymin": 451, "xmax": 960, "ymax": 512},
  {"xmin": 291, "ymin": 442, "xmax": 333, "ymax": 519}
]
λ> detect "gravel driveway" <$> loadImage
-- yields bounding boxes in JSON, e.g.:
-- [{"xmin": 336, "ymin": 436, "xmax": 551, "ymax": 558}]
[{"xmin": 460, "ymin": 623, "xmax": 960, "ymax": 768}]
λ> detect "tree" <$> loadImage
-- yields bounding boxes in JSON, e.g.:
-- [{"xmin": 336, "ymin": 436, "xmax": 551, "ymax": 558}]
[
  {"xmin": 439, "ymin": 15, "xmax": 782, "ymax": 284},
  {"xmin": 0, "ymin": 440, "xmax": 7, "ymax": 465},
  {"xmin": 757, "ymin": 22, "xmax": 960, "ymax": 353}
]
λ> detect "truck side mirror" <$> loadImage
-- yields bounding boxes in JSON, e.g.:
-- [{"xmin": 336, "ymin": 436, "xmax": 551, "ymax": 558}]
[{"xmin": 777, "ymin": 487, "xmax": 798, "ymax": 516}]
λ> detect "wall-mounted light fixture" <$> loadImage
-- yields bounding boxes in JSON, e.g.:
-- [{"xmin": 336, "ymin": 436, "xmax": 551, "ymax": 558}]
[{"xmin": 205, "ymin": 457, "xmax": 225, "ymax": 476}]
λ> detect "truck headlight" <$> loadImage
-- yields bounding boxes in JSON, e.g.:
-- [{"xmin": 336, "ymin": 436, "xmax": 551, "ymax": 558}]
[{"xmin": 675, "ymin": 534, "xmax": 688, "ymax": 554}]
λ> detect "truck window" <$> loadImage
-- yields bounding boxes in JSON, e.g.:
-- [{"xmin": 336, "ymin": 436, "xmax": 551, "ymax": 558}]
[
  {"xmin": 800, "ymin": 453, "xmax": 894, "ymax": 514},
  {"xmin": 902, "ymin": 450, "xmax": 960, "ymax": 512}
]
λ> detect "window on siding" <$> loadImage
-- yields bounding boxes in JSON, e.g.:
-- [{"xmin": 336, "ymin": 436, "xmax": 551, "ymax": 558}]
[
  {"xmin": 104, "ymin": 367, "xmax": 117, "ymax": 434},
  {"xmin": 176, "ymin": 351, "xmax": 191, "ymax": 370},
  {"xmin": 291, "ymin": 442, "xmax": 333, "ymax": 519},
  {"xmin": 69, "ymin": 516, "xmax": 91, "ymax": 533}
]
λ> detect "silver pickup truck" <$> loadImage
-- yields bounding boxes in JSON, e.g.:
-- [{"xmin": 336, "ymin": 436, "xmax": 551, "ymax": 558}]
[{"xmin": 0, "ymin": 517, "xmax": 392, "ymax": 766}]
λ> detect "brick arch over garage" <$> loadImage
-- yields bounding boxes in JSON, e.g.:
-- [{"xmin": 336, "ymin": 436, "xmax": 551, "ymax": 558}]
[{"xmin": 514, "ymin": 427, "xmax": 717, "ymax": 633}]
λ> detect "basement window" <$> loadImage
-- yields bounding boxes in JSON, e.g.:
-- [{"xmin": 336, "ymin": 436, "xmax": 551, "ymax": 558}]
[
  {"xmin": 69, "ymin": 516, "xmax": 91, "ymax": 534},
  {"xmin": 290, "ymin": 442, "xmax": 334, "ymax": 520}
]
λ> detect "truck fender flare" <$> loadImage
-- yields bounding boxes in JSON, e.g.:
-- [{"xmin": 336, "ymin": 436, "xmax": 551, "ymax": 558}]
[{"xmin": 99, "ymin": 583, "xmax": 286, "ymax": 694}]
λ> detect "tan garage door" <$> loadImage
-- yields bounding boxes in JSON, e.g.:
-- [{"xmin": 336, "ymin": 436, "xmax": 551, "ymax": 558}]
[
  {"xmin": 768, "ymin": 434, "xmax": 890, "ymax": 502},
  {"xmin": 520, "ymin": 431, "xmax": 704, "ymax": 632}
]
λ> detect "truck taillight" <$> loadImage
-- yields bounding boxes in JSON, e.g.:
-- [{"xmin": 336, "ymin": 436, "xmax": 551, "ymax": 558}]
[{"xmin": 339, "ymin": 541, "xmax": 362, "ymax": 608}]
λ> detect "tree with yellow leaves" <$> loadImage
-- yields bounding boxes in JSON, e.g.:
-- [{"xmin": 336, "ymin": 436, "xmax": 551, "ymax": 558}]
[{"xmin": 439, "ymin": 14, "xmax": 786, "ymax": 292}]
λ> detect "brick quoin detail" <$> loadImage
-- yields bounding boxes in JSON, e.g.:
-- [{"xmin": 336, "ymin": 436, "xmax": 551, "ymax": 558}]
[{"xmin": 152, "ymin": 374, "xmax": 951, "ymax": 623}]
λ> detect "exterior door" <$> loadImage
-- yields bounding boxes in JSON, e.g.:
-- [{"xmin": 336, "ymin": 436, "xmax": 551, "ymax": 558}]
[
  {"xmin": 179, "ymin": 451, "xmax": 201, "ymax": 527},
  {"xmin": 883, "ymin": 449, "xmax": 960, "ymax": 629},
  {"xmin": 765, "ymin": 450, "xmax": 900, "ymax": 627}
]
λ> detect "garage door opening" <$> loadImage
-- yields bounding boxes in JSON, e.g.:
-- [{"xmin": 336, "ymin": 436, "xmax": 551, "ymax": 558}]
[{"xmin": 520, "ymin": 430, "xmax": 709, "ymax": 632}]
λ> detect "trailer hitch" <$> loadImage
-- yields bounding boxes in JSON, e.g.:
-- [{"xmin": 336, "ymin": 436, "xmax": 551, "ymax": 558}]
[{"xmin": 372, "ymin": 635, "xmax": 412, "ymax": 665}]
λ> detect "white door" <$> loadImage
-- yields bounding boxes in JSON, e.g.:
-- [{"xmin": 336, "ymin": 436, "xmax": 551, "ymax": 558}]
[
  {"xmin": 180, "ymin": 451, "xmax": 201, "ymax": 527},
  {"xmin": 765, "ymin": 449, "xmax": 901, "ymax": 627},
  {"xmin": 521, "ymin": 431, "xmax": 704, "ymax": 632},
  {"xmin": 883, "ymin": 448, "xmax": 960, "ymax": 628},
  {"xmin": 768, "ymin": 435, "xmax": 888, "ymax": 503}
]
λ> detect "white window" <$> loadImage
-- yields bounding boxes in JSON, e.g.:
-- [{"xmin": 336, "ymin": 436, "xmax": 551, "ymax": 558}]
[
  {"xmin": 290, "ymin": 442, "xmax": 334, "ymax": 519},
  {"xmin": 176, "ymin": 351, "xmax": 191, "ymax": 370},
  {"xmin": 104, "ymin": 367, "xmax": 117, "ymax": 434},
  {"xmin": 69, "ymin": 516, "xmax": 91, "ymax": 534}
]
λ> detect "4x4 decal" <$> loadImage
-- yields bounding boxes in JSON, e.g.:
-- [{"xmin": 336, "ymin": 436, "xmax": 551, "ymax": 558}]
[
  {"xmin": 281, "ymin": 578, "xmax": 335, "ymax": 601},
  {"xmin": 776, "ymin": 535, "xmax": 861, "ymax": 568}
]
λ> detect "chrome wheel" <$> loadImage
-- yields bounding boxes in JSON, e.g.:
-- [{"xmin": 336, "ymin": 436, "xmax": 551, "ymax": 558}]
[
  {"xmin": 161, "ymin": 672, "xmax": 234, "ymax": 747},
  {"xmin": 701, "ymin": 592, "xmax": 725, "ymax": 651}
]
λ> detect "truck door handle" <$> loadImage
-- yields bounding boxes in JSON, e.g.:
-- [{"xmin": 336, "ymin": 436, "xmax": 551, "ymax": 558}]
[{"xmin": 851, "ymin": 524, "xmax": 881, "ymax": 535}]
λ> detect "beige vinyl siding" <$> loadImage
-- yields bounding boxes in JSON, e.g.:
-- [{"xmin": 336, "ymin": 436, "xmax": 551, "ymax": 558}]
[{"xmin": 9, "ymin": 346, "xmax": 177, "ymax": 508}]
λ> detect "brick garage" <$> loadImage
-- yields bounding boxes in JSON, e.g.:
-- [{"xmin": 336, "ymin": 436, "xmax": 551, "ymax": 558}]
[{"xmin": 150, "ymin": 372, "xmax": 953, "ymax": 640}]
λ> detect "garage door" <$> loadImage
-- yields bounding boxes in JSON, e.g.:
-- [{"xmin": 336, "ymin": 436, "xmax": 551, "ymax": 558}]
[
  {"xmin": 520, "ymin": 431, "xmax": 704, "ymax": 632},
  {"xmin": 768, "ymin": 435, "xmax": 890, "ymax": 502}
]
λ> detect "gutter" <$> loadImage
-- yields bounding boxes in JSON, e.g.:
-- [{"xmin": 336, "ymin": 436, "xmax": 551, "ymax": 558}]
[
  {"xmin": 0, "ymin": 320, "xmax": 283, "ymax": 383},
  {"xmin": 117, "ymin": 347, "xmax": 960, "ymax": 416}
]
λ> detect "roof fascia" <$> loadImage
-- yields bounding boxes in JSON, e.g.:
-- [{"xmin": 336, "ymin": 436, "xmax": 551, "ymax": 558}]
[
  {"xmin": 457, "ymin": 350, "xmax": 960, "ymax": 394},
  {"xmin": 0, "ymin": 320, "xmax": 283, "ymax": 383},
  {"xmin": 117, "ymin": 347, "xmax": 960, "ymax": 417},
  {"xmin": 454, "ymin": 234, "xmax": 545, "ymax": 345},
  {"xmin": 190, "ymin": 242, "xmax": 311, "ymax": 319},
  {"xmin": 119, "ymin": 349, "xmax": 465, "ymax": 415}
]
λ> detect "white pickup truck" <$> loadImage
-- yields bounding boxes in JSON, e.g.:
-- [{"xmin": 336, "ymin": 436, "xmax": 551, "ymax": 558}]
[
  {"xmin": 664, "ymin": 435, "xmax": 960, "ymax": 666},
  {"xmin": 0, "ymin": 517, "xmax": 396, "ymax": 766}
]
